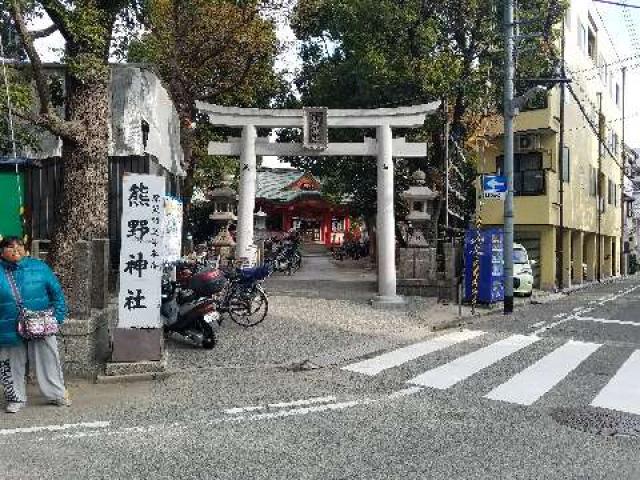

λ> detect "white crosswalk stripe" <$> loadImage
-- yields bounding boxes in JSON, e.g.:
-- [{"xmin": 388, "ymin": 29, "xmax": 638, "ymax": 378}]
[
  {"xmin": 591, "ymin": 349, "xmax": 640, "ymax": 415},
  {"xmin": 342, "ymin": 330, "xmax": 485, "ymax": 376},
  {"xmin": 485, "ymin": 340, "xmax": 601, "ymax": 406},
  {"xmin": 407, "ymin": 334, "xmax": 540, "ymax": 389},
  {"xmin": 344, "ymin": 331, "xmax": 640, "ymax": 416}
]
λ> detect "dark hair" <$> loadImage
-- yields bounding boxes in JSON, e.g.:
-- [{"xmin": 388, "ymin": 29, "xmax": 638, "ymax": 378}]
[{"xmin": 0, "ymin": 236, "xmax": 24, "ymax": 250}]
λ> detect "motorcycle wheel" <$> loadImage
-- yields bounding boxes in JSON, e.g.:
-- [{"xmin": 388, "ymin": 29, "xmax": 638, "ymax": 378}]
[
  {"xmin": 198, "ymin": 318, "xmax": 217, "ymax": 349},
  {"xmin": 229, "ymin": 287, "xmax": 269, "ymax": 327}
]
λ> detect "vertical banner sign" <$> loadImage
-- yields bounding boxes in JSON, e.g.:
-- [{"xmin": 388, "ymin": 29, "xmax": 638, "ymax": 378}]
[
  {"xmin": 162, "ymin": 197, "xmax": 183, "ymax": 263},
  {"xmin": 118, "ymin": 174, "xmax": 166, "ymax": 329}
]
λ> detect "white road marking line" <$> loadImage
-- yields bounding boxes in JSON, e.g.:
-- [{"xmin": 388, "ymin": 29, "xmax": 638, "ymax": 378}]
[
  {"xmin": 548, "ymin": 285, "xmax": 640, "ymax": 333},
  {"xmin": 387, "ymin": 386, "xmax": 423, "ymax": 399},
  {"xmin": 224, "ymin": 395, "xmax": 338, "ymax": 414},
  {"xmin": 26, "ymin": 401, "xmax": 370, "ymax": 441},
  {"xmin": 531, "ymin": 321, "xmax": 547, "ymax": 328},
  {"xmin": 591, "ymin": 350, "xmax": 640, "ymax": 415},
  {"xmin": 342, "ymin": 330, "xmax": 486, "ymax": 376},
  {"xmin": 0, "ymin": 421, "xmax": 110, "ymax": 437},
  {"xmin": 533, "ymin": 318, "xmax": 571, "ymax": 335},
  {"xmin": 573, "ymin": 317, "xmax": 640, "ymax": 327},
  {"xmin": 407, "ymin": 334, "xmax": 540, "ymax": 390},
  {"xmin": 11, "ymin": 387, "xmax": 431, "ymax": 443},
  {"xmin": 485, "ymin": 340, "xmax": 601, "ymax": 406},
  {"xmin": 232, "ymin": 400, "xmax": 365, "ymax": 422},
  {"xmin": 596, "ymin": 285, "xmax": 640, "ymax": 305}
]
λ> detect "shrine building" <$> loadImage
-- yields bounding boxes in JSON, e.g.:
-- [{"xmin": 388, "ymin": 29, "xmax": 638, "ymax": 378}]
[{"xmin": 255, "ymin": 167, "xmax": 350, "ymax": 246}]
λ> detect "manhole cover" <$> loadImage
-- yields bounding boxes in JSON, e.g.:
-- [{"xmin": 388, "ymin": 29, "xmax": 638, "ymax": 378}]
[{"xmin": 551, "ymin": 407, "xmax": 640, "ymax": 438}]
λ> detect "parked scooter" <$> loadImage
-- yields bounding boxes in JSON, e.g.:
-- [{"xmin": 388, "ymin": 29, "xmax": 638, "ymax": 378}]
[{"xmin": 161, "ymin": 263, "xmax": 224, "ymax": 349}]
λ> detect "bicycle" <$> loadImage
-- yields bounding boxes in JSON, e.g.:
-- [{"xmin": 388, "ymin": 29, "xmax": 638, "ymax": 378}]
[{"xmin": 215, "ymin": 264, "xmax": 270, "ymax": 327}]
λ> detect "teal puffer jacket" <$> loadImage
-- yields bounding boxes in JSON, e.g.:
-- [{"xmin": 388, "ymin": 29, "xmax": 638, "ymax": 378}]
[{"xmin": 0, "ymin": 257, "xmax": 67, "ymax": 347}]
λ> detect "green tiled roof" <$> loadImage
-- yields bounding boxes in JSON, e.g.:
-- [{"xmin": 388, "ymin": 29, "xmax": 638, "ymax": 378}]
[{"xmin": 256, "ymin": 168, "xmax": 321, "ymax": 203}]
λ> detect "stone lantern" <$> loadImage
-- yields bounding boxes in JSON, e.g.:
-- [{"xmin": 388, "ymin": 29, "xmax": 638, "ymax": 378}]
[
  {"xmin": 401, "ymin": 169, "xmax": 438, "ymax": 247},
  {"xmin": 208, "ymin": 174, "xmax": 237, "ymax": 223},
  {"xmin": 254, "ymin": 208, "xmax": 267, "ymax": 233},
  {"xmin": 209, "ymin": 174, "xmax": 237, "ymax": 259}
]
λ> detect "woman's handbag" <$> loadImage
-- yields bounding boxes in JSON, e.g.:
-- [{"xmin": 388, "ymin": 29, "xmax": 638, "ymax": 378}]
[{"xmin": 4, "ymin": 268, "xmax": 59, "ymax": 339}]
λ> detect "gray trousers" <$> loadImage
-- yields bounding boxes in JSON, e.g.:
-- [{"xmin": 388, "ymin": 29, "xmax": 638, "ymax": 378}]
[{"xmin": 0, "ymin": 336, "xmax": 66, "ymax": 403}]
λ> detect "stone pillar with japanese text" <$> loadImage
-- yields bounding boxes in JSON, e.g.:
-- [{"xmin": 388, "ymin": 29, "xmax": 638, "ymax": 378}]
[{"xmin": 112, "ymin": 173, "xmax": 165, "ymax": 363}]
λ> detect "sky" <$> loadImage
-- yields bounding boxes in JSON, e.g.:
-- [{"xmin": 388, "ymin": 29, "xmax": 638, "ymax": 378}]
[
  {"xmin": 595, "ymin": 1, "xmax": 640, "ymax": 148},
  {"xmin": 24, "ymin": 1, "xmax": 640, "ymax": 155}
]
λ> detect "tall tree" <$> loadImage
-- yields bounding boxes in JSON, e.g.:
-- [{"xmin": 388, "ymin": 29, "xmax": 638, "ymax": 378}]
[
  {"xmin": 5, "ymin": 0, "xmax": 145, "ymax": 289},
  {"xmin": 129, "ymin": 0, "xmax": 282, "ymax": 222},
  {"xmin": 290, "ymin": 0, "xmax": 565, "ymax": 232}
]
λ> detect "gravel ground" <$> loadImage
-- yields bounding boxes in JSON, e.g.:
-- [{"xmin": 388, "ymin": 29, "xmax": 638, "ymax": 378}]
[{"xmin": 166, "ymin": 294, "xmax": 468, "ymax": 371}]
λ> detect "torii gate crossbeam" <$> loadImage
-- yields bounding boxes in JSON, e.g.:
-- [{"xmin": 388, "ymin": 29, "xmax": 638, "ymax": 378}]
[{"xmin": 196, "ymin": 102, "xmax": 441, "ymax": 306}]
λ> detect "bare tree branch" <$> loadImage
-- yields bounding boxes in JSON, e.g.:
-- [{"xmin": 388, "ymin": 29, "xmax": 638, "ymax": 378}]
[
  {"xmin": 29, "ymin": 24, "xmax": 58, "ymax": 39},
  {"xmin": 38, "ymin": 0, "xmax": 73, "ymax": 42},
  {"xmin": 13, "ymin": 109, "xmax": 84, "ymax": 144},
  {"xmin": 9, "ymin": 0, "xmax": 52, "ymax": 116}
]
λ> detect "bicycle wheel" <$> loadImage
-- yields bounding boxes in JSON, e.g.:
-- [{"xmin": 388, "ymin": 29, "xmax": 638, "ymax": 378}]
[
  {"xmin": 228, "ymin": 286, "xmax": 269, "ymax": 327},
  {"xmin": 291, "ymin": 252, "xmax": 302, "ymax": 273}
]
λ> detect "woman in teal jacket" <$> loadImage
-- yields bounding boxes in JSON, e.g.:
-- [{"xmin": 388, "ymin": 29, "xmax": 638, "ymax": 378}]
[{"xmin": 0, "ymin": 236, "xmax": 70, "ymax": 413}]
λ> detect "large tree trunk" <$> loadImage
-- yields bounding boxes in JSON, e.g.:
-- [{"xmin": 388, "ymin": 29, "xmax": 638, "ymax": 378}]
[
  {"xmin": 49, "ymin": 75, "xmax": 110, "ymax": 292},
  {"xmin": 176, "ymin": 104, "xmax": 196, "ymax": 254}
]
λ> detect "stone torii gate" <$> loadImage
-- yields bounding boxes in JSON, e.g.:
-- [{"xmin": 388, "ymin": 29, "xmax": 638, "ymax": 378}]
[{"xmin": 196, "ymin": 102, "xmax": 440, "ymax": 306}]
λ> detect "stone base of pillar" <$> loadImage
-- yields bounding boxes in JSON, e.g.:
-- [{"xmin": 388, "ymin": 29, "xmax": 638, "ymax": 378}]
[{"xmin": 370, "ymin": 295, "xmax": 406, "ymax": 308}]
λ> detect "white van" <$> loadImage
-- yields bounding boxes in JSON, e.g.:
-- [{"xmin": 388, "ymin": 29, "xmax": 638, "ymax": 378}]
[{"xmin": 513, "ymin": 243, "xmax": 535, "ymax": 296}]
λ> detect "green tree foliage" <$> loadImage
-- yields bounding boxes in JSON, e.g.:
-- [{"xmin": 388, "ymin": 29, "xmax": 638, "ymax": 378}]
[
  {"xmin": 4, "ymin": 0, "xmax": 147, "ymax": 287},
  {"xmin": 289, "ymin": 0, "xmax": 566, "ymax": 232},
  {"xmin": 128, "ymin": 0, "xmax": 284, "ymax": 213}
]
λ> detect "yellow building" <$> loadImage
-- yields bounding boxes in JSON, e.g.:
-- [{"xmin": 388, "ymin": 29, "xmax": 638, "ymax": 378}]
[{"xmin": 476, "ymin": 0, "xmax": 624, "ymax": 290}]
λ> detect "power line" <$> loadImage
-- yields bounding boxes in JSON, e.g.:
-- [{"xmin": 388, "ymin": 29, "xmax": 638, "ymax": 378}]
[
  {"xmin": 593, "ymin": 0, "xmax": 640, "ymax": 8},
  {"xmin": 566, "ymin": 82, "xmax": 621, "ymax": 168},
  {"xmin": 595, "ymin": 6, "xmax": 622, "ymax": 60},
  {"xmin": 562, "ymin": 52, "xmax": 640, "ymax": 75}
]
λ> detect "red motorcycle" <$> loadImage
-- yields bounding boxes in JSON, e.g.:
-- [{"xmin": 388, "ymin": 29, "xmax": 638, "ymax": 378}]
[{"xmin": 161, "ymin": 264, "xmax": 225, "ymax": 349}]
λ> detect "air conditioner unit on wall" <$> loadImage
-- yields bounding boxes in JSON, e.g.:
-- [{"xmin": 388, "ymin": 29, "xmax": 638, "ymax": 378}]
[{"xmin": 515, "ymin": 134, "xmax": 541, "ymax": 152}]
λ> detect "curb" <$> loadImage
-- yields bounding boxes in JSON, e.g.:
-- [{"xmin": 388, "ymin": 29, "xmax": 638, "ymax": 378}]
[{"xmin": 96, "ymin": 370, "xmax": 175, "ymax": 384}]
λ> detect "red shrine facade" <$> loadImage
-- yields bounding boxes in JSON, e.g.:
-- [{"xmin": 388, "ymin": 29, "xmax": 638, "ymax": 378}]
[{"xmin": 255, "ymin": 168, "xmax": 350, "ymax": 246}]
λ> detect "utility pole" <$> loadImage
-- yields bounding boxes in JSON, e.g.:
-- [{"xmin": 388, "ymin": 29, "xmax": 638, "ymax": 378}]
[
  {"xmin": 621, "ymin": 66, "xmax": 627, "ymax": 275},
  {"xmin": 444, "ymin": 98, "xmax": 450, "ymax": 231},
  {"xmin": 557, "ymin": 17, "xmax": 566, "ymax": 290},
  {"xmin": 597, "ymin": 92, "xmax": 603, "ymax": 283},
  {"xmin": 503, "ymin": 0, "xmax": 515, "ymax": 314}
]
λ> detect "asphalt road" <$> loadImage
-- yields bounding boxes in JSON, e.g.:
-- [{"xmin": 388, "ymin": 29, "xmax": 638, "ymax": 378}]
[{"xmin": 2, "ymin": 278, "xmax": 640, "ymax": 479}]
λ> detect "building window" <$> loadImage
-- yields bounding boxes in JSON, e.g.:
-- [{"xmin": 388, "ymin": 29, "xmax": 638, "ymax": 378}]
[
  {"xmin": 587, "ymin": 26, "xmax": 597, "ymax": 61},
  {"xmin": 562, "ymin": 146, "xmax": 570, "ymax": 183},
  {"xmin": 609, "ymin": 179, "xmax": 614, "ymax": 205},
  {"xmin": 578, "ymin": 22, "xmax": 586, "ymax": 52},
  {"xmin": 599, "ymin": 55, "xmax": 606, "ymax": 81},
  {"xmin": 496, "ymin": 152, "xmax": 545, "ymax": 196},
  {"xmin": 590, "ymin": 167, "xmax": 597, "ymax": 197}
]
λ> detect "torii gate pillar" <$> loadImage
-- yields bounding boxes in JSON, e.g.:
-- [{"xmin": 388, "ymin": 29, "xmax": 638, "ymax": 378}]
[
  {"xmin": 236, "ymin": 125, "xmax": 257, "ymax": 261},
  {"xmin": 374, "ymin": 124, "xmax": 401, "ymax": 304}
]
